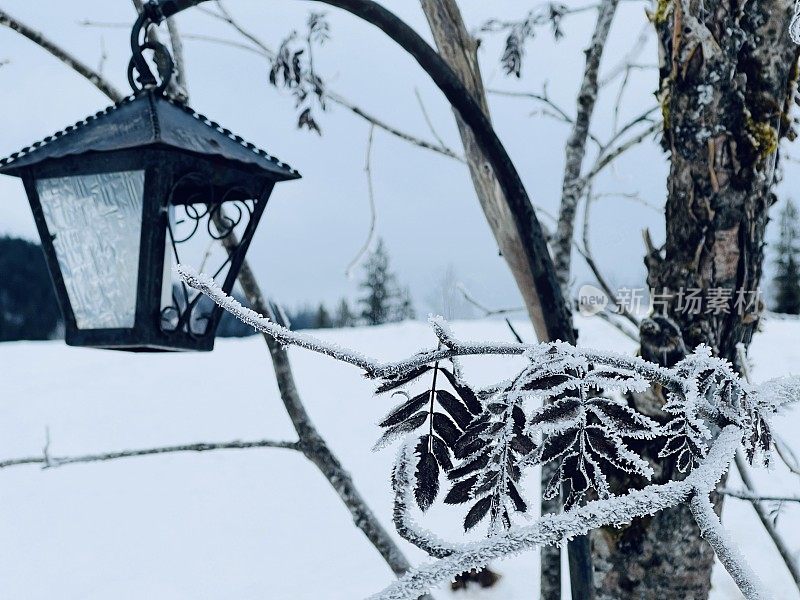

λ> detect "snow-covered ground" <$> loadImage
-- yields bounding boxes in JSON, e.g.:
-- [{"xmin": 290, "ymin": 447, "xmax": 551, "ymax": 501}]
[{"xmin": 0, "ymin": 315, "xmax": 798, "ymax": 599}]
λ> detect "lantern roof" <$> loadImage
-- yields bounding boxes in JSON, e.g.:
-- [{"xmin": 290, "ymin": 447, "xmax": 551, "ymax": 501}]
[{"xmin": 0, "ymin": 90, "xmax": 300, "ymax": 180}]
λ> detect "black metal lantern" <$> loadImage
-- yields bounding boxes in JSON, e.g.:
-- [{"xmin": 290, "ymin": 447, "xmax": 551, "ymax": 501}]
[{"xmin": 0, "ymin": 4, "xmax": 299, "ymax": 352}]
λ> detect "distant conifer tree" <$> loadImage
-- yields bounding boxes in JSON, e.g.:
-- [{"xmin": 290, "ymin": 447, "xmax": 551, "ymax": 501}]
[
  {"xmin": 315, "ymin": 303, "xmax": 332, "ymax": 328},
  {"xmin": 394, "ymin": 285, "xmax": 416, "ymax": 321},
  {"xmin": 335, "ymin": 298, "xmax": 355, "ymax": 327},
  {"xmin": 358, "ymin": 239, "xmax": 399, "ymax": 326},
  {"xmin": 773, "ymin": 199, "xmax": 800, "ymax": 315}
]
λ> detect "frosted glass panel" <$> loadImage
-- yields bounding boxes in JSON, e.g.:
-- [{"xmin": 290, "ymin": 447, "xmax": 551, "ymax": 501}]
[{"xmin": 36, "ymin": 171, "xmax": 144, "ymax": 329}]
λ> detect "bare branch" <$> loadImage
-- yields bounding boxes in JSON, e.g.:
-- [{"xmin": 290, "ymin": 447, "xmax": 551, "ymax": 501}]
[
  {"xmin": 0, "ymin": 438, "xmax": 300, "ymax": 470},
  {"xmin": 582, "ymin": 121, "xmax": 661, "ymax": 184},
  {"xmin": 456, "ymin": 283, "xmax": 525, "ymax": 317},
  {"xmin": 599, "ymin": 21, "xmax": 651, "ymax": 86},
  {"xmin": 720, "ymin": 488, "xmax": 800, "ymax": 504},
  {"xmin": 344, "ymin": 124, "xmax": 378, "ymax": 278},
  {"xmin": 166, "ymin": 17, "xmax": 189, "ymax": 97},
  {"xmin": 488, "ymin": 87, "xmax": 603, "ymax": 149},
  {"xmin": 198, "ymin": 1, "xmax": 463, "ymax": 161},
  {"xmin": 585, "ymin": 307, "xmax": 640, "ymax": 342},
  {"xmin": 326, "ymin": 90, "xmax": 464, "ymax": 161},
  {"xmin": 553, "ymin": 0, "xmax": 620, "ymax": 290},
  {"xmin": 689, "ymin": 491, "xmax": 770, "ymax": 600},
  {"xmin": 578, "ymin": 189, "xmax": 640, "ymax": 329},
  {"xmin": 0, "ymin": 7, "xmax": 123, "ymax": 102},
  {"xmin": 414, "ymin": 88, "xmax": 448, "ymax": 151},
  {"xmin": 774, "ymin": 434, "xmax": 800, "ymax": 479}
]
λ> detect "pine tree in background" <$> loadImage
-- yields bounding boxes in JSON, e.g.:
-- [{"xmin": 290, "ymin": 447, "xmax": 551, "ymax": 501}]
[
  {"xmin": 358, "ymin": 238, "xmax": 399, "ymax": 326},
  {"xmin": 315, "ymin": 304, "xmax": 332, "ymax": 328},
  {"xmin": 335, "ymin": 298, "xmax": 355, "ymax": 327},
  {"xmin": 394, "ymin": 285, "xmax": 416, "ymax": 321},
  {"xmin": 773, "ymin": 198, "xmax": 800, "ymax": 315}
]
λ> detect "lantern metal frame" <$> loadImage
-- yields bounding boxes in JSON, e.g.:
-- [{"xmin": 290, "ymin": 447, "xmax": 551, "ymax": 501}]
[{"xmin": 0, "ymin": 3, "xmax": 299, "ymax": 352}]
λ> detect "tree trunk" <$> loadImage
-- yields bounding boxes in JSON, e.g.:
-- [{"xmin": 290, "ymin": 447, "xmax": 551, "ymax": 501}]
[
  {"xmin": 591, "ymin": 2, "xmax": 799, "ymax": 598},
  {"xmin": 418, "ymin": 0, "xmax": 559, "ymax": 342}
]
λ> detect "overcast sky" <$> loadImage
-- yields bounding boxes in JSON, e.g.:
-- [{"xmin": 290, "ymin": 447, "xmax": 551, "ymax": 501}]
[{"xmin": 0, "ymin": 1, "xmax": 793, "ymax": 314}]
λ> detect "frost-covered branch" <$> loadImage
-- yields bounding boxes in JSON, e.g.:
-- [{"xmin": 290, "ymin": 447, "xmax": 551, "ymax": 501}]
[
  {"xmin": 733, "ymin": 346, "xmax": 800, "ymax": 591},
  {"xmin": 183, "ymin": 266, "xmax": 799, "ymax": 600},
  {"xmin": 373, "ymin": 427, "xmax": 744, "ymax": 600},
  {"xmin": 178, "ymin": 265, "xmax": 679, "ymax": 389},
  {"xmin": 0, "ymin": 438, "xmax": 299, "ymax": 470},
  {"xmin": 689, "ymin": 493, "xmax": 770, "ymax": 600}
]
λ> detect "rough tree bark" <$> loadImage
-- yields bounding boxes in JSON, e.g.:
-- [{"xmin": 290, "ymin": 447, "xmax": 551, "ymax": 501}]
[{"xmin": 591, "ymin": 2, "xmax": 799, "ymax": 598}]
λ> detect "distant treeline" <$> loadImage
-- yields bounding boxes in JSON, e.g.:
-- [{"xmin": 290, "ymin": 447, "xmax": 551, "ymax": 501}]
[
  {"xmin": 288, "ymin": 238, "xmax": 415, "ymax": 330},
  {"xmin": 0, "ymin": 236, "xmax": 415, "ymax": 341}
]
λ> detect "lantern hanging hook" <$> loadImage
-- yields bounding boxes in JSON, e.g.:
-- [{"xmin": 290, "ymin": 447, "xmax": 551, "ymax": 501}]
[{"xmin": 128, "ymin": 7, "xmax": 175, "ymax": 95}]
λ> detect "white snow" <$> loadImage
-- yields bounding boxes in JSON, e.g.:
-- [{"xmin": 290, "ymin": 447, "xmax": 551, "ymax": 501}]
[{"xmin": 0, "ymin": 315, "xmax": 798, "ymax": 599}]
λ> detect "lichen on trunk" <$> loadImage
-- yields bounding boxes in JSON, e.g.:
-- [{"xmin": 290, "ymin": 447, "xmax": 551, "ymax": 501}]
[{"xmin": 591, "ymin": 1, "xmax": 799, "ymax": 598}]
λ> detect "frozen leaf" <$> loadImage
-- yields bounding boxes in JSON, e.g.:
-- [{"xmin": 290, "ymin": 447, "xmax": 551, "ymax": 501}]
[
  {"xmin": 432, "ymin": 412, "xmax": 462, "ymax": 447},
  {"xmin": 372, "ymin": 411, "xmax": 427, "ymax": 451},
  {"xmin": 430, "ymin": 435, "xmax": 454, "ymax": 472},
  {"xmin": 444, "ymin": 475, "xmax": 478, "ymax": 504},
  {"xmin": 539, "ymin": 430, "xmax": 579, "ymax": 463},
  {"xmin": 379, "ymin": 392, "xmax": 428, "ymax": 427},
  {"xmin": 375, "ymin": 366, "xmax": 432, "ymax": 394},
  {"xmin": 464, "ymin": 496, "xmax": 493, "ymax": 531},
  {"xmin": 437, "ymin": 390, "xmax": 473, "ymax": 430},
  {"xmin": 414, "ymin": 445, "xmax": 440, "ymax": 512}
]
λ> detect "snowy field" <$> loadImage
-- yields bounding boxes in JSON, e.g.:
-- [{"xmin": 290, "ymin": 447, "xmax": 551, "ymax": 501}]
[{"xmin": 0, "ymin": 315, "xmax": 798, "ymax": 599}]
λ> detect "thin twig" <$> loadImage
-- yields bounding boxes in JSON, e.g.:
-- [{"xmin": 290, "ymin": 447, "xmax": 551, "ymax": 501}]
[
  {"xmin": 414, "ymin": 87, "xmax": 448, "ymax": 150},
  {"xmin": 198, "ymin": 1, "xmax": 463, "ymax": 161},
  {"xmin": 345, "ymin": 124, "xmax": 378, "ymax": 278},
  {"xmin": 581, "ymin": 121, "xmax": 661, "ymax": 184},
  {"xmin": 457, "ymin": 283, "xmax": 525, "ymax": 317},
  {"xmin": 0, "ymin": 7, "xmax": 123, "ymax": 102},
  {"xmin": 578, "ymin": 189, "xmax": 641, "ymax": 329},
  {"xmin": 774, "ymin": 435, "xmax": 800, "ymax": 479},
  {"xmin": 0, "ymin": 438, "xmax": 300, "ymax": 470},
  {"xmin": 327, "ymin": 91, "xmax": 464, "ymax": 161},
  {"xmin": 733, "ymin": 453, "xmax": 800, "ymax": 590},
  {"xmin": 720, "ymin": 488, "xmax": 800, "ymax": 504},
  {"xmin": 488, "ymin": 87, "xmax": 603, "ymax": 149}
]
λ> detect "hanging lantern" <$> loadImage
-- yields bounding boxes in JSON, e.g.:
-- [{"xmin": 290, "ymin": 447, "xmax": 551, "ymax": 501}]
[{"xmin": 0, "ymin": 4, "xmax": 299, "ymax": 351}]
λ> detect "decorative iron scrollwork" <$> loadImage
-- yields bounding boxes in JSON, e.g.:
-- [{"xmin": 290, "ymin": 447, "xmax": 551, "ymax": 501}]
[{"xmin": 160, "ymin": 173, "xmax": 256, "ymax": 337}]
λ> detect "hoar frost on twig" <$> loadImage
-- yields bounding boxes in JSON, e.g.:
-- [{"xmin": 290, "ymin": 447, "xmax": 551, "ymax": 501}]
[{"xmin": 178, "ymin": 265, "xmax": 798, "ymax": 600}]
